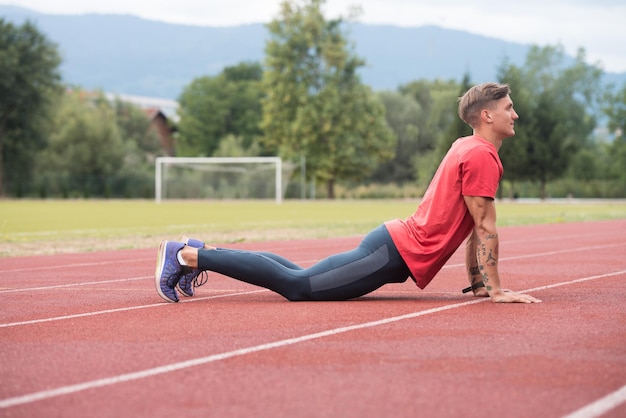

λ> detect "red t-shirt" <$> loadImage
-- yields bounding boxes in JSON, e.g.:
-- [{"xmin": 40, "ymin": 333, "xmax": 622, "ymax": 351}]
[{"xmin": 385, "ymin": 135, "xmax": 503, "ymax": 288}]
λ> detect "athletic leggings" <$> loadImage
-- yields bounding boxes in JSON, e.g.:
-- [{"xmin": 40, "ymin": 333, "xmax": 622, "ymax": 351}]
[{"xmin": 197, "ymin": 225, "xmax": 411, "ymax": 301}]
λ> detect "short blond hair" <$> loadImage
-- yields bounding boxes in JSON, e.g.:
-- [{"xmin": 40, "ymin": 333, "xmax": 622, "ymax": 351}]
[{"xmin": 458, "ymin": 83, "xmax": 511, "ymax": 128}]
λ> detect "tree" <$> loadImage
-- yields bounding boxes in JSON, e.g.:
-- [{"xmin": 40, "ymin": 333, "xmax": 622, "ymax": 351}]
[
  {"xmin": 604, "ymin": 82, "xmax": 626, "ymax": 183},
  {"xmin": 177, "ymin": 62, "xmax": 264, "ymax": 157},
  {"xmin": 36, "ymin": 91, "xmax": 127, "ymax": 197},
  {"xmin": 568, "ymin": 147, "xmax": 599, "ymax": 181},
  {"xmin": 434, "ymin": 75, "xmax": 473, "ymax": 159},
  {"xmin": 261, "ymin": 0, "xmax": 394, "ymax": 198},
  {"xmin": 604, "ymin": 82, "xmax": 626, "ymax": 139},
  {"xmin": 0, "ymin": 19, "xmax": 62, "ymax": 196},
  {"xmin": 371, "ymin": 91, "xmax": 421, "ymax": 183},
  {"xmin": 396, "ymin": 78, "xmax": 466, "ymax": 186},
  {"xmin": 213, "ymin": 134, "xmax": 262, "ymax": 157},
  {"xmin": 113, "ymin": 98, "xmax": 161, "ymax": 156},
  {"xmin": 497, "ymin": 45, "xmax": 603, "ymax": 198}
]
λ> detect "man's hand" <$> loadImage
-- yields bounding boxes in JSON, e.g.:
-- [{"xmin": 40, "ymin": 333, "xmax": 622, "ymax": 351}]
[{"xmin": 489, "ymin": 289, "xmax": 542, "ymax": 303}]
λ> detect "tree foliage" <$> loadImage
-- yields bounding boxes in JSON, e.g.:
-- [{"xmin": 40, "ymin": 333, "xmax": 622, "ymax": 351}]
[
  {"xmin": 401, "ymin": 78, "xmax": 466, "ymax": 158},
  {"xmin": 0, "ymin": 19, "xmax": 62, "ymax": 196},
  {"xmin": 435, "ymin": 74, "xmax": 474, "ymax": 158},
  {"xmin": 36, "ymin": 92, "xmax": 126, "ymax": 196},
  {"xmin": 113, "ymin": 99, "xmax": 162, "ymax": 156},
  {"xmin": 371, "ymin": 91, "xmax": 421, "ymax": 183},
  {"xmin": 261, "ymin": 0, "xmax": 394, "ymax": 197},
  {"xmin": 177, "ymin": 62, "xmax": 264, "ymax": 157},
  {"xmin": 604, "ymin": 82, "xmax": 626, "ymax": 138},
  {"xmin": 4, "ymin": 16, "xmax": 626, "ymax": 199},
  {"xmin": 603, "ymin": 83, "xmax": 626, "ymax": 182},
  {"xmin": 497, "ymin": 45, "xmax": 603, "ymax": 198},
  {"xmin": 35, "ymin": 91, "xmax": 160, "ymax": 198},
  {"xmin": 382, "ymin": 77, "xmax": 468, "ymax": 184}
]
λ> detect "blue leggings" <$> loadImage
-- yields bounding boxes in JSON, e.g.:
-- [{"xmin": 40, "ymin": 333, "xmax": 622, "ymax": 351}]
[{"xmin": 197, "ymin": 225, "xmax": 411, "ymax": 301}]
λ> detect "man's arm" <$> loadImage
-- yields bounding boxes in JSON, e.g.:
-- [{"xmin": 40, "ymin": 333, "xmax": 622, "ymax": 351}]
[
  {"xmin": 465, "ymin": 230, "xmax": 489, "ymax": 297},
  {"xmin": 463, "ymin": 195, "xmax": 541, "ymax": 303}
]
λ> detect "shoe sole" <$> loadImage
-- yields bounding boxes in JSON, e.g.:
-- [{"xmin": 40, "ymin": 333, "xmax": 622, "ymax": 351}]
[
  {"xmin": 176, "ymin": 283, "xmax": 193, "ymax": 298},
  {"xmin": 155, "ymin": 241, "xmax": 178, "ymax": 303}
]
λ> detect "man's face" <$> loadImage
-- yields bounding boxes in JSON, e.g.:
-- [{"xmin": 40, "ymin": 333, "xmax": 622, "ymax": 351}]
[{"xmin": 490, "ymin": 95, "xmax": 519, "ymax": 139}]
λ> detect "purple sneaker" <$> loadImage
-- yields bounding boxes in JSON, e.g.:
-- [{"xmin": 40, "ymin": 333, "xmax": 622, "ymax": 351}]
[
  {"xmin": 155, "ymin": 241, "xmax": 186, "ymax": 303},
  {"xmin": 176, "ymin": 238, "xmax": 208, "ymax": 297}
]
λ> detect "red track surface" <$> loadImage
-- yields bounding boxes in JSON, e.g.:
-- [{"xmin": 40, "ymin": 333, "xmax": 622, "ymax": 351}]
[{"xmin": 1, "ymin": 220, "xmax": 625, "ymax": 418}]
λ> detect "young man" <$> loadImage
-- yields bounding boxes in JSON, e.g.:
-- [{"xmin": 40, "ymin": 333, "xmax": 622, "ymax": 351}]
[{"xmin": 155, "ymin": 82, "xmax": 541, "ymax": 304}]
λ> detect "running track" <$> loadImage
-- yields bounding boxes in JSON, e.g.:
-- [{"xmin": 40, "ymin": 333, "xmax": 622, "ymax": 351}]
[{"xmin": 1, "ymin": 220, "xmax": 625, "ymax": 418}]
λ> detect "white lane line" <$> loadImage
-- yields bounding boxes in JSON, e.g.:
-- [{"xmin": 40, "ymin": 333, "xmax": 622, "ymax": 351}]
[
  {"xmin": 1, "ymin": 270, "xmax": 625, "ymax": 409},
  {"xmin": 0, "ymin": 290, "xmax": 267, "ymax": 328},
  {"xmin": 0, "ymin": 258, "xmax": 318, "ymax": 292},
  {"xmin": 525, "ymin": 270, "xmax": 626, "ymax": 292},
  {"xmin": 2, "ymin": 250, "xmax": 625, "ymax": 328},
  {"xmin": 0, "ymin": 276, "xmax": 150, "ymax": 294},
  {"xmin": 2, "ymin": 234, "xmax": 622, "ymax": 274},
  {"xmin": 0, "ymin": 298, "xmax": 487, "ymax": 409},
  {"xmin": 0, "ymin": 258, "xmax": 154, "ymax": 274},
  {"xmin": 3, "ymin": 242, "xmax": 624, "ymax": 294},
  {"xmin": 561, "ymin": 384, "xmax": 626, "ymax": 418},
  {"xmin": 443, "ymin": 243, "xmax": 626, "ymax": 269},
  {"xmin": 498, "ymin": 243, "xmax": 625, "ymax": 262}
]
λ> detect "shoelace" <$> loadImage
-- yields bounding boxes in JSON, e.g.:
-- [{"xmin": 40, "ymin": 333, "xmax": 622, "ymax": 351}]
[{"xmin": 192, "ymin": 271, "xmax": 209, "ymax": 288}]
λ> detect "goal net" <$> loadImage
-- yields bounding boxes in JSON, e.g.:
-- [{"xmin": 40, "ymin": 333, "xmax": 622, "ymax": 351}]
[{"xmin": 155, "ymin": 157, "xmax": 293, "ymax": 203}]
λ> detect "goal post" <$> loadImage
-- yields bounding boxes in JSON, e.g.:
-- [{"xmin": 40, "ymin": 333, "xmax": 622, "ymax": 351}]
[{"xmin": 155, "ymin": 156, "xmax": 284, "ymax": 204}]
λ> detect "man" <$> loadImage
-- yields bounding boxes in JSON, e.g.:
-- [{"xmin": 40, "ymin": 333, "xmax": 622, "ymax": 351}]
[{"xmin": 155, "ymin": 82, "xmax": 541, "ymax": 304}]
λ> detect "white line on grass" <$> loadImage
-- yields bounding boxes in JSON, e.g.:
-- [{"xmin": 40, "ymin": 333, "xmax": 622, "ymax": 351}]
[{"xmin": 1, "ymin": 270, "xmax": 625, "ymax": 410}]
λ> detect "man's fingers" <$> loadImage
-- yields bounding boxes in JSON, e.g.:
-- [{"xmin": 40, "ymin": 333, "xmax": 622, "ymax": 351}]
[
  {"xmin": 519, "ymin": 294, "xmax": 542, "ymax": 303},
  {"xmin": 493, "ymin": 292, "xmax": 542, "ymax": 303}
]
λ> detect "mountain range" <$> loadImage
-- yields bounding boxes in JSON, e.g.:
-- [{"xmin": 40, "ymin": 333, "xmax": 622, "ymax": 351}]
[{"xmin": 2, "ymin": 5, "xmax": 625, "ymax": 100}]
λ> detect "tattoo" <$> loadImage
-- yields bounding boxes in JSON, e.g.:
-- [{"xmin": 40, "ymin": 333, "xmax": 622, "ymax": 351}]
[
  {"xmin": 469, "ymin": 266, "xmax": 480, "ymax": 276},
  {"xmin": 477, "ymin": 235, "xmax": 499, "ymax": 266},
  {"xmin": 476, "ymin": 234, "xmax": 498, "ymax": 292},
  {"xmin": 478, "ymin": 265, "xmax": 488, "ymax": 281}
]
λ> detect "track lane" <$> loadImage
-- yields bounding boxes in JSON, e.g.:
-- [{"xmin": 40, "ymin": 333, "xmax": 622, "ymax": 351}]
[{"xmin": 0, "ymin": 220, "xmax": 625, "ymax": 417}]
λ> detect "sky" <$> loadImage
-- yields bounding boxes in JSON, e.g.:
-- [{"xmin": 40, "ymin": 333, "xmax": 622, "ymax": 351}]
[{"xmin": 2, "ymin": 0, "xmax": 626, "ymax": 73}]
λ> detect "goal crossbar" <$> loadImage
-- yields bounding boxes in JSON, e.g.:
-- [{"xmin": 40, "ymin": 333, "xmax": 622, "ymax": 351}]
[{"xmin": 155, "ymin": 157, "xmax": 283, "ymax": 204}]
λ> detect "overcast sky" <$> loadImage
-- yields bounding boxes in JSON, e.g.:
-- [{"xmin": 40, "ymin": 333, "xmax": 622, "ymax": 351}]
[{"xmin": 2, "ymin": 0, "xmax": 625, "ymax": 73}]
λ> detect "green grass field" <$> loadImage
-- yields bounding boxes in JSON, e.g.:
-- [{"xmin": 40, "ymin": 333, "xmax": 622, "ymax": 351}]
[{"xmin": 1, "ymin": 199, "xmax": 625, "ymax": 257}]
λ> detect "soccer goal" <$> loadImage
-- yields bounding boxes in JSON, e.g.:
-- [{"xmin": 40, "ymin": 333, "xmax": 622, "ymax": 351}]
[{"xmin": 155, "ymin": 157, "xmax": 290, "ymax": 204}]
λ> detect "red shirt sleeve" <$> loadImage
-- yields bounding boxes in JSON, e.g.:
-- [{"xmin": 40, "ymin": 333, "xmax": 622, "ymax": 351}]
[{"xmin": 459, "ymin": 145, "xmax": 503, "ymax": 199}]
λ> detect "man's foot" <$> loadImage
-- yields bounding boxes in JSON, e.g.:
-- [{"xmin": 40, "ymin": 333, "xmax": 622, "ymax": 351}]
[
  {"xmin": 155, "ymin": 240, "xmax": 186, "ymax": 303},
  {"xmin": 176, "ymin": 238, "xmax": 209, "ymax": 297}
]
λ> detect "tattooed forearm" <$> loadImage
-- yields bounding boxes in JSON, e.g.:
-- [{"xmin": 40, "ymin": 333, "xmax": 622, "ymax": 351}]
[
  {"xmin": 477, "ymin": 265, "xmax": 491, "ymax": 291},
  {"xmin": 476, "ymin": 233, "xmax": 499, "ymax": 291},
  {"xmin": 478, "ymin": 235, "xmax": 499, "ymax": 264}
]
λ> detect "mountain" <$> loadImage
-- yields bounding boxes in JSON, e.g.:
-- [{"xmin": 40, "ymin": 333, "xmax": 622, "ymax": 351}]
[{"xmin": 2, "ymin": 5, "xmax": 624, "ymax": 100}]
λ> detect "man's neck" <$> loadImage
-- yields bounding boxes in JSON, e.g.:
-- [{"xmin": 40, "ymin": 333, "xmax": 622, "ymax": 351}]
[{"xmin": 473, "ymin": 129, "xmax": 504, "ymax": 151}]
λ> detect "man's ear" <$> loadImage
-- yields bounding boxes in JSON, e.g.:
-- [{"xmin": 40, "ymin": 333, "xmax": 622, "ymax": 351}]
[{"xmin": 480, "ymin": 109, "xmax": 492, "ymax": 123}]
